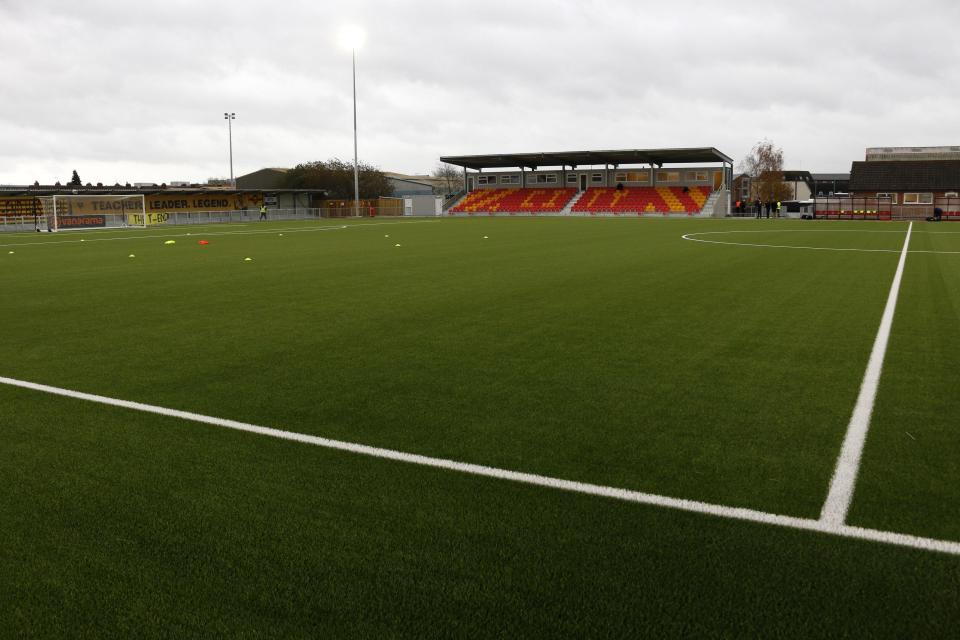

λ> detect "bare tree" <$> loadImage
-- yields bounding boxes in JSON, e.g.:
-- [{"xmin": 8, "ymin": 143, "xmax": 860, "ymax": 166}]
[
  {"xmin": 432, "ymin": 163, "xmax": 463, "ymax": 196},
  {"xmin": 740, "ymin": 139, "xmax": 793, "ymax": 203}
]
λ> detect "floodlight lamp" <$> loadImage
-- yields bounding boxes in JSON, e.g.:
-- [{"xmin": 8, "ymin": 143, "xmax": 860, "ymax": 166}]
[{"xmin": 339, "ymin": 25, "xmax": 366, "ymax": 51}]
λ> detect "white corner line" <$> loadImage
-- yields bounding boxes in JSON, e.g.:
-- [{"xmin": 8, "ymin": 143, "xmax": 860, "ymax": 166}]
[
  {"xmin": 820, "ymin": 221, "xmax": 914, "ymax": 526},
  {"xmin": 2, "ymin": 371, "xmax": 958, "ymax": 556}
]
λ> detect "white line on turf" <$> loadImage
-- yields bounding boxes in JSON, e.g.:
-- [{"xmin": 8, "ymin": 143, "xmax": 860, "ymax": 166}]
[
  {"xmin": 682, "ymin": 227, "xmax": 960, "ymax": 254},
  {"xmin": 683, "ymin": 237, "xmax": 901, "ymax": 253},
  {"xmin": 1, "ymin": 369, "xmax": 958, "ymax": 556},
  {"xmin": 820, "ymin": 222, "xmax": 914, "ymax": 526},
  {"xmin": 53, "ymin": 224, "xmax": 253, "ymax": 233},
  {"xmin": 0, "ymin": 219, "xmax": 439, "ymax": 248}
]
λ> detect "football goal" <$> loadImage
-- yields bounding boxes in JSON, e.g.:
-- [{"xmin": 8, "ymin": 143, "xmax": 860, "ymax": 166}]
[{"xmin": 37, "ymin": 194, "xmax": 146, "ymax": 232}]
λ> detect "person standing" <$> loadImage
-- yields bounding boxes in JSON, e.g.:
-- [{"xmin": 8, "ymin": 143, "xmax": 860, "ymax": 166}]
[
  {"xmin": 259, "ymin": 204, "xmax": 267, "ymax": 221},
  {"xmin": 755, "ymin": 199, "xmax": 762, "ymax": 219}
]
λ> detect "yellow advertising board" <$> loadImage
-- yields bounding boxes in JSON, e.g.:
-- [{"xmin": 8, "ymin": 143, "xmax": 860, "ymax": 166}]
[
  {"xmin": 127, "ymin": 212, "xmax": 171, "ymax": 226},
  {"xmin": 0, "ymin": 197, "xmax": 42, "ymax": 217},
  {"xmin": 144, "ymin": 193, "xmax": 263, "ymax": 213},
  {"xmin": 1, "ymin": 193, "xmax": 265, "ymax": 218}
]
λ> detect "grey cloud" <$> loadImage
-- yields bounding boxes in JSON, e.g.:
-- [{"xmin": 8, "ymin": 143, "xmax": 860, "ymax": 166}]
[{"xmin": 2, "ymin": 0, "xmax": 959, "ymax": 184}]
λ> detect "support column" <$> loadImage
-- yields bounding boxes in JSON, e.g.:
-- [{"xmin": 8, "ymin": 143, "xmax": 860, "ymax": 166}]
[{"xmin": 726, "ymin": 162, "xmax": 732, "ymax": 217}]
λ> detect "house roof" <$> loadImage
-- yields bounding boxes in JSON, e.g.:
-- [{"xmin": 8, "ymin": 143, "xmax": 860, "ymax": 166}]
[{"xmin": 849, "ymin": 160, "xmax": 960, "ymax": 191}]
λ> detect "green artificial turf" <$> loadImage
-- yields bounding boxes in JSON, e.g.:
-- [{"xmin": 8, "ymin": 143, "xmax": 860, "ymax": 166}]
[
  {"xmin": 1, "ymin": 386, "xmax": 958, "ymax": 638},
  {"xmin": 1, "ymin": 217, "xmax": 958, "ymax": 637},
  {"xmin": 848, "ymin": 225, "xmax": 960, "ymax": 541}
]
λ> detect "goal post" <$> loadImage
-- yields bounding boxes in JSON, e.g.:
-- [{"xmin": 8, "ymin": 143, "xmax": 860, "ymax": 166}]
[{"xmin": 38, "ymin": 194, "xmax": 146, "ymax": 232}]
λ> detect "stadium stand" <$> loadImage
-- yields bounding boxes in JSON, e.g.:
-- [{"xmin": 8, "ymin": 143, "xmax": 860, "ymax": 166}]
[
  {"xmin": 440, "ymin": 148, "xmax": 733, "ymax": 217},
  {"xmin": 450, "ymin": 188, "xmax": 577, "ymax": 213},
  {"xmin": 571, "ymin": 186, "xmax": 712, "ymax": 214}
]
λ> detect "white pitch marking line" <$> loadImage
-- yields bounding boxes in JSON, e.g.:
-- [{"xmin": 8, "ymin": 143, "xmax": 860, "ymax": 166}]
[
  {"xmin": 0, "ymin": 219, "xmax": 438, "ymax": 249},
  {"xmin": 820, "ymin": 222, "xmax": 913, "ymax": 526},
  {"xmin": 690, "ymin": 229, "xmax": 909, "ymax": 234},
  {"xmin": 54, "ymin": 223, "xmax": 253, "ymax": 234},
  {"xmin": 682, "ymin": 236, "xmax": 901, "ymax": 253},
  {"xmin": 1, "ymin": 371, "xmax": 958, "ymax": 555},
  {"xmin": 682, "ymin": 227, "xmax": 960, "ymax": 254},
  {"xmin": 0, "ymin": 225, "xmax": 345, "ymax": 248}
]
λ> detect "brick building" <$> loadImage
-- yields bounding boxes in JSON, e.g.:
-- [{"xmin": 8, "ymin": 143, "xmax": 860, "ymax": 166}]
[{"xmin": 848, "ymin": 160, "xmax": 960, "ymax": 218}]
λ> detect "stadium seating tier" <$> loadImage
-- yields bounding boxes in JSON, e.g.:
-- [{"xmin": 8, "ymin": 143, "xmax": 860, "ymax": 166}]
[
  {"xmin": 450, "ymin": 188, "xmax": 578, "ymax": 213},
  {"xmin": 450, "ymin": 186, "xmax": 712, "ymax": 214},
  {"xmin": 571, "ymin": 187, "xmax": 712, "ymax": 214}
]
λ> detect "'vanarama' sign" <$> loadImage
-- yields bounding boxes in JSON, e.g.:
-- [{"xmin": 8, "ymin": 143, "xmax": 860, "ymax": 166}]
[{"xmin": 58, "ymin": 215, "xmax": 107, "ymax": 229}]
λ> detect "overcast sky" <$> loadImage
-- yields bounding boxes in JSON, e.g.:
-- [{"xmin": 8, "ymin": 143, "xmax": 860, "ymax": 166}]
[{"xmin": 2, "ymin": 0, "xmax": 958, "ymax": 185}]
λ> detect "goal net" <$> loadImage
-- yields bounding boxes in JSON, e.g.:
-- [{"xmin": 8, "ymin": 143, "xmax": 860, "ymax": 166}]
[{"xmin": 37, "ymin": 194, "xmax": 146, "ymax": 232}]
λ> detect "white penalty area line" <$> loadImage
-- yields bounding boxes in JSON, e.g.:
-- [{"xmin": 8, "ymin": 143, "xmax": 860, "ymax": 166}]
[
  {"xmin": 0, "ymin": 219, "xmax": 439, "ymax": 249},
  {"xmin": 2, "ymin": 370, "xmax": 958, "ymax": 556},
  {"xmin": 820, "ymin": 222, "xmax": 913, "ymax": 525}
]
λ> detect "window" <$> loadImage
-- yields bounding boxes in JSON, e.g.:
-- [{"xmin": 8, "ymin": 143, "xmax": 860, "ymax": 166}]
[
  {"xmin": 876, "ymin": 193, "xmax": 897, "ymax": 204},
  {"xmin": 477, "ymin": 175, "xmax": 497, "ymax": 185},
  {"xmin": 591, "ymin": 173, "xmax": 604, "ymax": 184},
  {"xmin": 566, "ymin": 174, "xmax": 577, "ymax": 183},
  {"xmin": 656, "ymin": 171, "xmax": 680, "ymax": 182},
  {"xmin": 615, "ymin": 171, "xmax": 650, "ymax": 183},
  {"xmin": 685, "ymin": 171, "xmax": 708, "ymax": 181},
  {"xmin": 945, "ymin": 192, "xmax": 959, "ymax": 198},
  {"xmin": 500, "ymin": 175, "xmax": 519, "ymax": 185},
  {"xmin": 535, "ymin": 174, "xmax": 557, "ymax": 184},
  {"xmin": 903, "ymin": 193, "xmax": 933, "ymax": 204}
]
